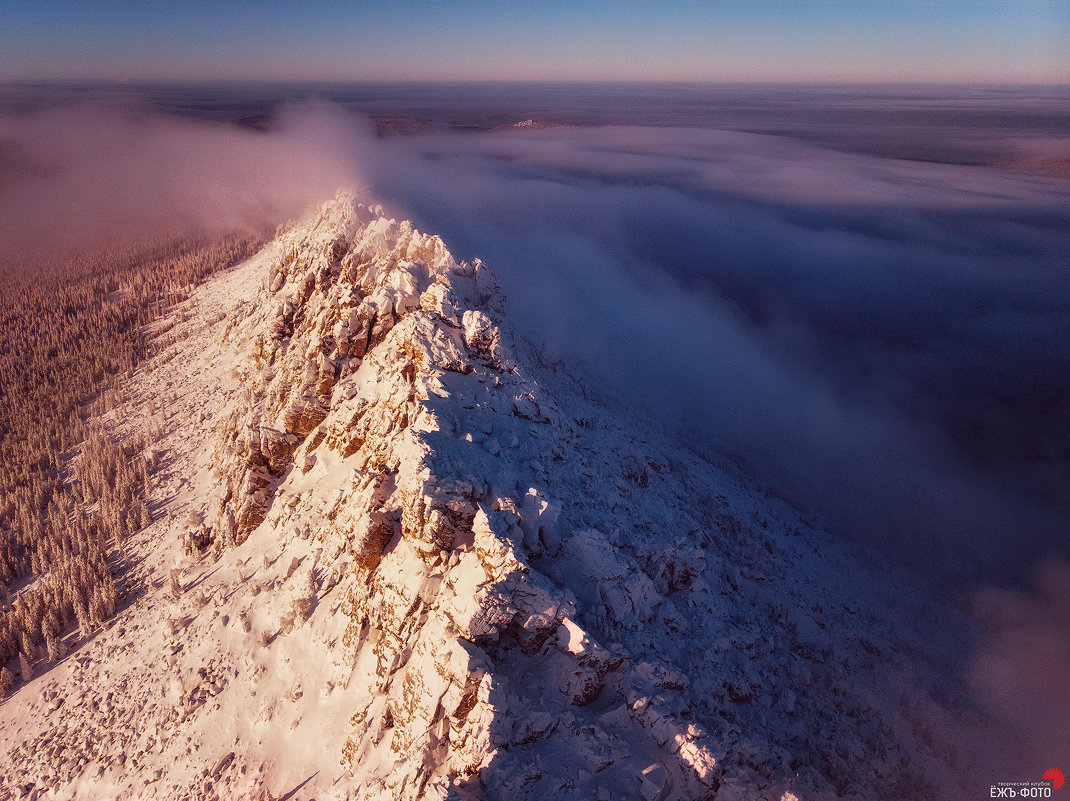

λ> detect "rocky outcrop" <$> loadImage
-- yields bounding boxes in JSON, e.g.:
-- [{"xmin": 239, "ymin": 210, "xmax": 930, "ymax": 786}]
[
  {"xmin": 179, "ymin": 193, "xmax": 980, "ymax": 801},
  {"xmin": 188, "ymin": 195, "xmax": 719, "ymax": 799}
]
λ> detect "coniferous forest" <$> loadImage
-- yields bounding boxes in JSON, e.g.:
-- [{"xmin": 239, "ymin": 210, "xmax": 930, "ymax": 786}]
[{"xmin": 0, "ymin": 232, "xmax": 263, "ymax": 693}]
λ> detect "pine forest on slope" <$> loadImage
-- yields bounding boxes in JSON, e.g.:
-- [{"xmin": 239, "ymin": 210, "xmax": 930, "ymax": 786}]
[{"xmin": 0, "ymin": 232, "xmax": 264, "ymax": 695}]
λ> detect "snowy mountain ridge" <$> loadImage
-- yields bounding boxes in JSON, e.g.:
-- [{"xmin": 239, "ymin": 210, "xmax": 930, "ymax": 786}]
[{"xmin": 0, "ymin": 194, "xmax": 987, "ymax": 801}]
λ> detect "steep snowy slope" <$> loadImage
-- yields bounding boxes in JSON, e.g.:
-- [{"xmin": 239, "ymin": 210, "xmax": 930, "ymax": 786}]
[{"xmin": 0, "ymin": 194, "xmax": 992, "ymax": 801}]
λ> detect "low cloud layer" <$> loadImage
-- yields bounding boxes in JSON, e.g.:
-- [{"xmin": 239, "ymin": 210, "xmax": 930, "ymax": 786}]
[
  {"xmin": 366, "ymin": 126, "xmax": 1070, "ymax": 581},
  {"xmin": 0, "ymin": 100, "xmax": 369, "ymax": 261}
]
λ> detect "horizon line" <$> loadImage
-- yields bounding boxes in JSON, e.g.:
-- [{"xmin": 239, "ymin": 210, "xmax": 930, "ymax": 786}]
[{"xmin": 4, "ymin": 77, "xmax": 1070, "ymax": 88}]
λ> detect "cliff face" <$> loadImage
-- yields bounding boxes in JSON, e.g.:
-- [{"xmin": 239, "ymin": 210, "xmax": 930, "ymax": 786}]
[
  {"xmin": 201, "ymin": 195, "xmax": 599, "ymax": 799},
  {"xmin": 0, "ymin": 194, "xmax": 986, "ymax": 801},
  {"xmin": 195, "ymin": 194, "xmax": 979, "ymax": 801}
]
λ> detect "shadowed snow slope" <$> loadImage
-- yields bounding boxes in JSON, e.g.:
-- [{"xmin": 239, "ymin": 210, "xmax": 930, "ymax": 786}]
[{"xmin": 0, "ymin": 194, "xmax": 998, "ymax": 801}]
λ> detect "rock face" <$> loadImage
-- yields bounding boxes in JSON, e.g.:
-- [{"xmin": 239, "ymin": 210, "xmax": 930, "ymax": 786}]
[
  {"xmin": 0, "ymin": 193, "xmax": 985, "ymax": 801},
  {"xmin": 185, "ymin": 194, "xmax": 981, "ymax": 801}
]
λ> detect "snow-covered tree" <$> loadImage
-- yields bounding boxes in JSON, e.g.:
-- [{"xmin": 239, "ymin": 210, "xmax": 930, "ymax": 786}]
[
  {"xmin": 17, "ymin": 651, "xmax": 33, "ymax": 682},
  {"xmin": 45, "ymin": 631, "xmax": 65, "ymax": 662}
]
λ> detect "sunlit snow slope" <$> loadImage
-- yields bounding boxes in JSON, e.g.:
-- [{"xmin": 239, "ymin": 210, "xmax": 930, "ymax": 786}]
[{"xmin": 0, "ymin": 194, "xmax": 992, "ymax": 801}]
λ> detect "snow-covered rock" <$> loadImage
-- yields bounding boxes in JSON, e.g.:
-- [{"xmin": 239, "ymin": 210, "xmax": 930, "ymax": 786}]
[{"xmin": 0, "ymin": 192, "xmax": 994, "ymax": 801}]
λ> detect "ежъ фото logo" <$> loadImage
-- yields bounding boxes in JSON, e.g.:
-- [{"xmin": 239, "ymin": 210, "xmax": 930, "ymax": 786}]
[{"xmin": 990, "ymin": 769, "xmax": 1064, "ymax": 797}]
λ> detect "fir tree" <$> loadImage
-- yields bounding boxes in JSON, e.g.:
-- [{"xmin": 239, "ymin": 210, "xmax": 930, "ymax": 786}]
[
  {"xmin": 17, "ymin": 651, "xmax": 33, "ymax": 682},
  {"xmin": 45, "ymin": 631, "xmax": 65, "ymax": 662}
]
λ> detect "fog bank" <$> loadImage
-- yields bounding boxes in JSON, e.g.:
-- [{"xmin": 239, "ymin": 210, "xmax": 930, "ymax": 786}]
[
  {"xmin": 364, "ymin": 126, "xmax": 1070, "ymax": 582},
  {"xmin": 0, "ymin": 100, "xmax": 368, "ymax": 262}
]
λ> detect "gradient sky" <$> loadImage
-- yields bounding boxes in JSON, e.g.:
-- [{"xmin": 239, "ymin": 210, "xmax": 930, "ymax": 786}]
[{"xmin": 2, "ymin": 0, "xmax": 1069, "ymax": 83}]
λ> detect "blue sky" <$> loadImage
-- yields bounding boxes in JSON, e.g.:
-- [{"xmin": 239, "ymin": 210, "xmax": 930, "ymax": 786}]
[{"xmin": 3, "ymin": 0, "xmax": 1068, "ymax": 83}]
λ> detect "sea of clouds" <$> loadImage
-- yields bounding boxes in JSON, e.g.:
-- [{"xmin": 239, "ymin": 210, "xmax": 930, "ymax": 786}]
[
  {"xmin": 2, "ymin": 100, "xmax": 1068, "ymax": 776},
  {"xmin": 368, "ymin": 125, "xmax": 1070, "ymax": 580}
]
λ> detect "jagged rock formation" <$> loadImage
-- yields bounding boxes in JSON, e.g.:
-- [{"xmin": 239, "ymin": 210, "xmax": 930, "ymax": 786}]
[
  {"xmin": 190, "ymin": 194, "xmax": 980, "ymax": 800},
  {"xmin": 0, "ymin": 193, "xmax": 988, "ymax": 801}
]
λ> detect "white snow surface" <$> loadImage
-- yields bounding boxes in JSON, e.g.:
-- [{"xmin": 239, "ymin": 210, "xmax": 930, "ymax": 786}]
[{"xmin": 0, "ymin": 193, "xmax": 993, "ymax": 801}]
